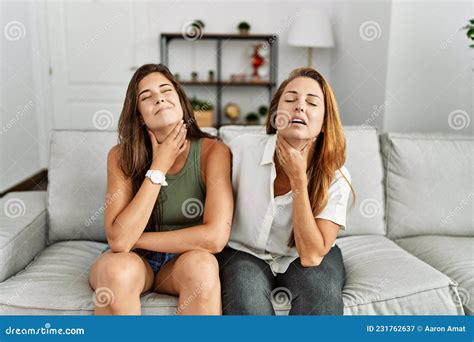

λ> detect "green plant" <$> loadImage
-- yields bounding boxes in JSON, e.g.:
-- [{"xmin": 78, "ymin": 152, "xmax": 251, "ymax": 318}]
[
  {"xmin": 462, "ymin": 18, "xmax": 474, "ymax": 48},
  {"xmin": 258, "ymin": 105, "xmax": 268, "ymax": 117},
  {"xmin": 192, "ymin": 19, "xmax": 205, "ymax": 30},
  {"xmin": 208, "ymin": 70, "xmax": 215, "ymax": 81},
  {"xmin": 238, "ymin": 21, "xmax": 251, "ymax": 31},
  {"xmin": 245, "ymin": 112, "xmax": 259, "ymax": 122},
  {"xmin": 190, "ymin": 97, "xmax": 214, "ymax": 111}
]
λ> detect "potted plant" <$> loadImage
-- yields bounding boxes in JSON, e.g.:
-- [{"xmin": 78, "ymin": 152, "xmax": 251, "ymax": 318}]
[
  {"xmin": 258, "ymin": 105, "xmax": 268, "ymax": 118},
  {"xmin": 462, "ymin": 18, "xmax": 474, "ymax": 48},
  {"xmin": 191, "ymin": 97, "xmax": 214, "ymax": 127},
  {"xmin": 245, "ymin": 112, "xmax": 259, "ymax": 125},
  {"xmin": 192, "ymin": 19, "xmax": 205, "ymax": 31},
  {"xmin": 238, "ymin": 21, "xmax": 251, "ymax": 35},
  {"xmin": 191, "ymin": 71, "xmax": 198, "ymax": 81},
  {"xmin": 208, "ymin": 70, "xmax": 215, "ymax": 82}
]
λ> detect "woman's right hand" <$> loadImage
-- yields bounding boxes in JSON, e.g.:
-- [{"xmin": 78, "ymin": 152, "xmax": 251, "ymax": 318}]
[{"xmin": 147, "ymin": 120, "xmax": 187, "ymax": 174}]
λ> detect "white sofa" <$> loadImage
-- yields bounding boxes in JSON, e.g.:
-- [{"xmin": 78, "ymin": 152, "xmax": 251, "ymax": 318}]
[{"xmin": 0, "ymin": 126, "xmax": 472, "ymax": 315}]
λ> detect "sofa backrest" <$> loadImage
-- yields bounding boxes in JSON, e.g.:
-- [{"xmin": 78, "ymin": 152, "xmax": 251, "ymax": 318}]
[
  {"xmin": 380, "ymin": 132, "xmax": 473, "ymax": 239},
  {"xmin": 218, "ymin": 125, "xmax": 266, "ymax": 143},
  {"xmin": 47, "ymin": 126, "xmax": 385, "ymax": 243},
  {"xmin": 47, "ymin": 128, "xmax": 217, "ymax": 243},
  {"xmin": 342, "ymin": 127, "xmax": 386, "ymax": 236},
  {"xmin": 47, "ymin": 130, "xmax": 117, "ymax": 243},
  {"xmin": 219, "ymin": 125, "xmax": 386, "ymax": 237}
]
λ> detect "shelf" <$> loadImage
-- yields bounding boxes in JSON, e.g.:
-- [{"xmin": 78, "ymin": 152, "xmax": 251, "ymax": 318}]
[
  {"xmin": 162, "ymin": 32, "xmax": 277, "ymax": 41},
  {"xmin": 180, "ymin": 80, "xmax": 275, "ymax": 87},
  {"xmin": 180, "ymin": 81, "xmax": 219, "ymax": 86},
  {"xmin": 218, "ymin": 123, "xmax": 265, "ymax": 127},
  {"xmin": 160, "ymin": 32, "xmax": 278, "ymax": 128}
]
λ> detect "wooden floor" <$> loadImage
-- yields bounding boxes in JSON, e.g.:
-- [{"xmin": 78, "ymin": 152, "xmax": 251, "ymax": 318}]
[{"xmin": 0, "ymin": 169, "xmax": 48, "ymax": 197}]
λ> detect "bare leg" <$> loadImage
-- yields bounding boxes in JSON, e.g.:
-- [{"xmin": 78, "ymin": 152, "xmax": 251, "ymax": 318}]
[
  {"xmin": 154, "ymin": 250, "xmax": 221, "ymax": 315},
  {"xmin": 89, "ymin": 250, "xmax": 154, "ymax": 315}
]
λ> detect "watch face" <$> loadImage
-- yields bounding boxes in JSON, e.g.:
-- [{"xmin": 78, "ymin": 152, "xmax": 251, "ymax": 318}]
[{"xmin": 151, "ymin": 172, "xmax": 163, "ymax": 183}]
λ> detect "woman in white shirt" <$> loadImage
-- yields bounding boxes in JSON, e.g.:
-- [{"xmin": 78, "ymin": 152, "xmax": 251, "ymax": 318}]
[{"xmin": 217, "ymin": 67, "xmax": 355, "ymax": 315}]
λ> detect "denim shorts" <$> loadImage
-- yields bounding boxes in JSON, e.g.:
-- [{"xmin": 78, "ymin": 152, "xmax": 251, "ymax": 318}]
[
  {"xmin": 101, "ymin": 247, "xmax": 178, "ymax": 274},
  {"xmin": 145, "ymin": 251, "xmax": 179, "ymax": 273}
]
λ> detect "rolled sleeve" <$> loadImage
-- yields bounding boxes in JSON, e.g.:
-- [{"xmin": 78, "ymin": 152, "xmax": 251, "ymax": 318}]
[{"xmin": 315, "ymin": 167, "xmax": 352, "ymax": 230}]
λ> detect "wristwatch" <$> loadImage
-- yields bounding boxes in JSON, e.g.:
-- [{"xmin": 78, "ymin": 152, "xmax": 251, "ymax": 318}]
[{"xmin": 145, "ymin": 169, "xmax": 168, "ymax": 186}]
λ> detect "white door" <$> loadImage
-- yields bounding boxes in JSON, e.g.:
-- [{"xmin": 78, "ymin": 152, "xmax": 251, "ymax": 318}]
[{"xmin": 46, "ymin": 1, "xmax": 151, "ymax": 130}]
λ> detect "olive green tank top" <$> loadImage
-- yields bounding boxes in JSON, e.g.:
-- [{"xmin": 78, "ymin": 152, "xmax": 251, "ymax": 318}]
[{"xmin": 156, "ymin": 138, "xmax": 205, "ymax": 232}]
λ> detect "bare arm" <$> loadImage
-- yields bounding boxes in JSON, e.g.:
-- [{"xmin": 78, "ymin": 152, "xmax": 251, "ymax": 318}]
[
  {"xmin": 105, "ymin": 121, "xmax": 187, "ymax": 253},
  {"xmin": 276, "ymin": 136, "xmax": 340, "ymax": 267},
  {"xmin": 104, "ymin": 146, "xmax": 162, "ymax": 253},
  {"xmin": 290, "ymin": 176, "xmax": 340, "ymax": 267},
  {"xmin": 133, "ymin": 141, "xmax": 233, "ymax": 254}
]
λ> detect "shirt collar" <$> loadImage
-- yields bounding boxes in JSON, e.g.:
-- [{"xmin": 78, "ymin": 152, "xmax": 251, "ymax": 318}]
[{"xmin": 260, "ymin": 134, "xmax": 277, "ymax": 165}]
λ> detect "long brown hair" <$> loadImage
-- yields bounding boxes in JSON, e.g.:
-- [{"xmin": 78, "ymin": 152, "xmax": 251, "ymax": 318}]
[
  {"xmin": 266, "ymin": 67, "xmax": 355, "ymax": 247},
  {"xmin": 117, "ymin": 64, "xmax": 216, "ymax": 241}
]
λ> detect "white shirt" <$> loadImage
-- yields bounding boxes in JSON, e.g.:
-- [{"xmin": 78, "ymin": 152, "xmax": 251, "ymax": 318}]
[{"xmin": 228, "ymin": 133, "xmax": 352, "ymax": 275}]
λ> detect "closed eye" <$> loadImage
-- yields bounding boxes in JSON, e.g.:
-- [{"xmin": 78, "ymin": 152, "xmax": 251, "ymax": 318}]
[
  {"xmin": 307, "ymin": 101, "xmax": 317, "ymax": 106},
  {"xmin": 141, "ymin": 96, "xmax": 150, "ymax": 102}
]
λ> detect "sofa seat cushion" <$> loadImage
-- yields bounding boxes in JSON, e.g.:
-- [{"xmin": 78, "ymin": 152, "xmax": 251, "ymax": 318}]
[
  {"xmin": 0, "ymin": 237, "xmax": 465, "ymax": 315},
  {"xmin": 338, "ymin": 235, "xmax": 464, "ymax": 315},
  {"xmin": 395, "ymin": 235, "xmax": 473, "ymax": 315},
  {"xmin": 0, "ymin": 241, "xmax": 178, "ymax": 315}
]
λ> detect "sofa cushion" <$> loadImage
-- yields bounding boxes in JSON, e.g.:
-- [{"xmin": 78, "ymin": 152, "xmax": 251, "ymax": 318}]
[
  {"xmin": 218, "ymin": 125, "xmax": 266, "ymax": 144},
  {"xmin": 0, "ymin": 238, "xmax": 463, "ymax": 315},
  {"xmin": 342, "ymin": 127, "xmax": 385, "ymax": 236},
  {"xmin": 337, "ymin": 235, "xmax": 463, "ymax": 315},
  {"xmin": 0, "ymin": 240, "xmax": 286, "ymax": 315},
  {"xmin": 395, "ymin": 235, "xmax": 474, "ymax": 315},
  {"xmin": 201, "ymin": 127, "xmax": 218, "ymax": 136},
  {"xmin": 48, "ymin": 131, "xmax": 117, "ymax": 243},
  {"xmin": 219, "ymin": 125, "xmax": 386, "ymax": 236},
  {"xmin": 0, "ymin": 240, "xmax": 178, "ymax": 315},
  {"xmin": 0, "ymin": 191, "xmax": 48, "ymax": 282},
  {"xmin": 381, "ymin": 132, "xmax": 473, "ymax": 239},
  {"xmin": 47, "ymin": 128, "xmax": 217, "ymax": 243}
]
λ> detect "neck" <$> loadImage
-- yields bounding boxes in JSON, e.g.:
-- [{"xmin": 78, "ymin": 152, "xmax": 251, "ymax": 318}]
[
  {"xmin": 273, "ymin": 142, "xmax": 316, "ymax": 186},
  {"xmin": 285, "ymin": 138, "xmax": 306, "ymax": 151},
  {"xmin": 152, "ymin": 124, "xmax": 175, "ymax": 143},
  {"xmin": 284, "ymin": 138, "xmax": 316, "ymax": 166}
]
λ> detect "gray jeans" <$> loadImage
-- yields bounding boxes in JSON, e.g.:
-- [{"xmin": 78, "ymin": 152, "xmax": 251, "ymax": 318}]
[{"xmin": 216, "ymin": 245, "xmax": 346, "ymax": 315}]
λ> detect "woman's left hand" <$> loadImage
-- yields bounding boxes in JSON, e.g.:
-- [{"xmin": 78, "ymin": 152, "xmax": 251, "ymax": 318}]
[{"xmin": 275, "ymin": 135, "xmax": 312, "ymax": 183}]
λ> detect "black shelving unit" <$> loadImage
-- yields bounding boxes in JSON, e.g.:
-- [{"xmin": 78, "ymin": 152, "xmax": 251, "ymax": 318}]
[{"xmin": 160, "ymin": 33, "xmax": 279, "ymax": 128}]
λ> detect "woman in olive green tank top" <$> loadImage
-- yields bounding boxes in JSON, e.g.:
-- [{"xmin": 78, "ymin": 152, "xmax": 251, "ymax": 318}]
[{"xmin": 88, "ymin": 64, "xmax": 233, "ymax": 315}]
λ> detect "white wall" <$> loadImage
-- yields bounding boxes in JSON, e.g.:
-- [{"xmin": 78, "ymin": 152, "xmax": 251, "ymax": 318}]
[
  {"xmin": 330, "ymin": 0, "xmax": 392, "ymax": 130},
  {"xmin": 0, "ymin": 1, "xmax": 51, "ymax": 193},
  {"xmin": 1, "ymin": 0, "xmax": 472, "ymax": 192},
  {"xmin": 384, "ymin": 0, "xmax": 473, "ymax": 134},
  {"xmin": 139, "ymin": 0, "xmax": 334, "ymax": 123}
]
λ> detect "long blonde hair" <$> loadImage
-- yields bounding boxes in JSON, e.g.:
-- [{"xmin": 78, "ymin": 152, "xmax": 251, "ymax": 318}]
[{"xmin": 266, "ymin": 67, "xmax": 355, "ymax": 247}]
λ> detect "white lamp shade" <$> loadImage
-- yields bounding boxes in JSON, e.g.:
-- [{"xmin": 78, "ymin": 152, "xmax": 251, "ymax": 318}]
[{"xmin": 288, "ymin": 9, "xmax": 334, "ymax": 48}]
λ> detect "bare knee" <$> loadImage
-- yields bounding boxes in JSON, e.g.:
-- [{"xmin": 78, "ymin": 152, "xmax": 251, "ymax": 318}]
[
  {"xmin": 174, "ymin": 250, "xmax": 220, "ymax": 296},
  {"xmin": 95, "ymin": 252, "xmax": 145, "ymax": 293}
]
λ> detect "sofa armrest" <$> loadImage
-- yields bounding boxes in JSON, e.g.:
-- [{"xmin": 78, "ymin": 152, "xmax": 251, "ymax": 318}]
[{"xmin": 0, "ymin": 191, "xmax": 48, "ymax": 282}]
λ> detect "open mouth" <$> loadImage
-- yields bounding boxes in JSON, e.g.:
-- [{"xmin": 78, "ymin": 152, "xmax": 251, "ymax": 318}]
[{"xmin": 290, "ymin": 118, "xmax": 306, "ymax": 125}]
